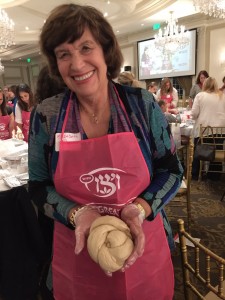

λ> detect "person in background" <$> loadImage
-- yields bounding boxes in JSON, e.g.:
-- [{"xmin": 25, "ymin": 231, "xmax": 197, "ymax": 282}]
[
  {"xmin": 156, "ymin": 77, "xmax": 178, "ymax": 114},
  {"xmin": 0, "ymin": 90, "xmax": 14, "ymax": 140},
  {"xmin": 158, "ymin": 100, "xmax": 181, "ymax": 123},
  {"xmin": 8, "ymin": 85, "xmax": 18, "ymax": 115},
  {"xmin": 35, "ymin": 65, "xmax": 66, "ymax": 103},
  {"xmin": 28, "ymin": 4, "xmax": 183, "ymax": 300},
  {"xmin": 189, "ymin": 70, "xmax": 209, "ymax": 108},
  {"xmin": 219, "ymin": 75, "xmax": 225, "ymax": 94},
  {"xmin": 15, "ymin": 83, "xmax": 35, "ymax": 142},
  {"xmin": 117, "ymin": 71, "xmax": 141, "ymax": 87},
  {"xmin": 191, "ymin": 77, "xmax": 225, "ymax": 180},
  {"xmin": 147, "ymin": 81, "xmax": 158, "ymax": 99},
  {"xmin": 3, "ymin": 85, "xmax": 9, "ymax": 103}
]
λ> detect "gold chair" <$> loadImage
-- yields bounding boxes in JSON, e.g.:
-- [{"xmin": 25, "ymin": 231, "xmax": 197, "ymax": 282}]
[
  {"xmin": 178, "ymin": 219, "xmax": 225, "ymax": 300},
  {"xmin": 168, "ymin": 136, "xmax": 194, "ymax": 231}
]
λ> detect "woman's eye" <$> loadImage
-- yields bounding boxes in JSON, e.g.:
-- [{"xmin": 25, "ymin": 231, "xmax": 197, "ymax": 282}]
[
  {"xmin": 81, "ymin": 46, "xmax": 92, "ymax": 54},
  {"xmin": 56, "ymin": 52, "xmax": 71, "ymax": 60}
]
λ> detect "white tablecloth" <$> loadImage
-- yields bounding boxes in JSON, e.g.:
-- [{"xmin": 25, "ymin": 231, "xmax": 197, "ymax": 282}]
[{"xmin": 0, "ymin": 139, "xmax": 28, "ymax": 191}]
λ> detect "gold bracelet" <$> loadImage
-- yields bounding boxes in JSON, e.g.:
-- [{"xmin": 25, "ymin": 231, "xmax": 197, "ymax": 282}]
[
  {"xmin": 135, "ymin": 203, "xmax": 146, "ymax": 219},
  {"xmin": 69, "ymin": 206, "xmax": 85, "ymax": 228}
]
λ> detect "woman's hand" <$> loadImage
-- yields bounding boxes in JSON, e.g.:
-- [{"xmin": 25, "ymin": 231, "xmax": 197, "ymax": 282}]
[
  {"xmin": 73, "ymin": 206, "xmax": 101, "ymax": 255},
  {"xmin": 120, "ymin": 203, "xmax": 145, "ymax": 271}
]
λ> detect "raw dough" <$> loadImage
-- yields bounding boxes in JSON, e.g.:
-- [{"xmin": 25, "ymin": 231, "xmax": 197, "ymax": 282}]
[{"xmin": 87, "ymin": 215, "xmax": 134, "ymax": 272}]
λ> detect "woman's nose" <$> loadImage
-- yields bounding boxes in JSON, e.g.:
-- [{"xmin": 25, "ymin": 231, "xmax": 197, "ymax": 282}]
[{"xmin": 70, "ymin": 51, "xmax": 85, "ymax": 70}]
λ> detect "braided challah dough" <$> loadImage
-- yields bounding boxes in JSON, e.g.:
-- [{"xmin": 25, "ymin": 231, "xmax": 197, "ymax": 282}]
[{"xmin": 87, "ymin": 215, "xmax": 134, "ymax": 272}]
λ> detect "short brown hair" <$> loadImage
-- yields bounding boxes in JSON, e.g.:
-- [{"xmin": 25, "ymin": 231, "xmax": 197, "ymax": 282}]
[{"xmin": 40, "ymin": 4, "xmax": 123, "ymax": 81}]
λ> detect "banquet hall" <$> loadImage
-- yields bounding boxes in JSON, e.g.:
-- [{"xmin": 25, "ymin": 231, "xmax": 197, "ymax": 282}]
[{"xmin": 0, "ymin": 1, "xmax": 225, "ymax": 300}]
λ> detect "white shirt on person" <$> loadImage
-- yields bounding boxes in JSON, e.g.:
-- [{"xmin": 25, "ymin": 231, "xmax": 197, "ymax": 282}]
[{"xmin": 191, "ymin": 91, "xmax": 225, "ymax": 138}]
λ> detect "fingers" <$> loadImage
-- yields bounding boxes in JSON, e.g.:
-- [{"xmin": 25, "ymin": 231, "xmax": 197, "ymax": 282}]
[{"xmin": 74, "ymin": 227, "xmax": 85, "ymax": 255}]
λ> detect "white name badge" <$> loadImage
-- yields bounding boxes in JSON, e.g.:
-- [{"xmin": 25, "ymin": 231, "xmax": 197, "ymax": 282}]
[{"xmin": 55, "ymin": 132, "xmax": 81, "ymax": 151}]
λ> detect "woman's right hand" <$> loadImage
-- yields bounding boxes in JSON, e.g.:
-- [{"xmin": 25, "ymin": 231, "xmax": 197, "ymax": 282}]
[{"xmin": 73, "ymin": 206, "xmax": 101, "ymax": 255}]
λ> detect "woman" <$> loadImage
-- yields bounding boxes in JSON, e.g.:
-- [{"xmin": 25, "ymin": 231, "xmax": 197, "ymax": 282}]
[
  {"xmin": 189, "ymin": 70, "xmax": 209, "ymax": 107},
  {"xmin": 15, "ymin": 83, "xmax": 35, "ymax": 142},
  {"xmin": 0, "ymin": 91, "xmax": 14, "ymax": 140},
  {"xmin": 28, "ymin": 4, "xmax": 183, "ymax": 300},
  {"xmin": 156, "ymin": 77, "xmax": 178, "ymax": 114},
  {"xmin": 191, "ymin": 77, "xmax": 225, "ymax": 179}
]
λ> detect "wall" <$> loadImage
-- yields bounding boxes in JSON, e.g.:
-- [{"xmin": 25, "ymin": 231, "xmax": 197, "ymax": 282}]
[
  {"xmin": 0, "ymin": 18, "xmax": 224, "ymax": 92},
  {"xmin": 208, "ymin": 25, "xmax": 225, "ymax": 86},
  {"xmin": 119, "ymin": 18, "xmax": 225, "ymax": 89}
]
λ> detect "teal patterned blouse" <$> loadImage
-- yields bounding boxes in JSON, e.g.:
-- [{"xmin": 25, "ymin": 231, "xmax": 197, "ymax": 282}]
[{"xmin": 28, "ymin": 81, "xmax": 183, "ymax": 250}]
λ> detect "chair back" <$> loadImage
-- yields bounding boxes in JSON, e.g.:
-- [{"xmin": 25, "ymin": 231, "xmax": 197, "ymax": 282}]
[{"xmin": 178, "ymin": 219, "xmax": 225, "ymax": 299}]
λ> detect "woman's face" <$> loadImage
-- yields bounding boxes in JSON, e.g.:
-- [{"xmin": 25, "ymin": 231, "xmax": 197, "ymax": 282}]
[
  {"xmin": 54, "ymin": 28, "xmax": 108, "ymax": 100},
  {"xmin": 0, "ymin": 92, "xmax": 3, "ymax": 106},
  {"xmin": 199, "ymin": 74, "xmax": 206, "ymax": 84},
  {"xmin": 19, "ymin": 91, "xmax": 30, "ymax": 103},
  {"xmin": 165, "ymin": 81, "xmax": 170, "ymax": 90}
]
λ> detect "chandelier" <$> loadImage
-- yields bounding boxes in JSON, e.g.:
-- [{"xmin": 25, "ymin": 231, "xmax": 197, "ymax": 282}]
[
  {"xmin": 154, "ymin": 11, "xmax": 190, "ymax": 52},
  {"xmin": 0, "ymin": 8, "xmax": 15, "ymax": 50},
  {"xmin": 0, "ymin": 59, "xmax": 4, "ymax": 75},
  {"xmin": 193, "ymin": 0, "xmax": 225, "ymax": 18}
]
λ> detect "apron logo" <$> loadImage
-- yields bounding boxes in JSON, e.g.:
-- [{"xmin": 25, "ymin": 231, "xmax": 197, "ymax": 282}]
[
  {"xmin": 80, "ymin": 167, "xmax": 126, "ymax": 197},
  {"xmin": 0, "ymin": 123, "xmax": 6, "ymax": 131}
]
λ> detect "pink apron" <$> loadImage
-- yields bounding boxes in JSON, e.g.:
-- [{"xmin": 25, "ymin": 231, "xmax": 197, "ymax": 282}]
[
  {"xmin": 0, "ymin": 115, "xmax": 10, "ymax": 140},
  {"xmin": 53, "ymin": 99, "xmax": 174, "ymax": 300},
  {"xmin": 21, "ymin": 110, "xmax": 31, "ymax": 142},
  {"xmin": 161, "ymin": 93, "xmax": 174, "ymax": 113}
]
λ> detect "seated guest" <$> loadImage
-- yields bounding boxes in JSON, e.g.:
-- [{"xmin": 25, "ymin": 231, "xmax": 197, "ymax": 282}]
[
  {"xmin": 158, "ymin": 100, "xmax": 180, "ymax": 123},
  {"xmin": 117, "ymin": 71, "xmax": 142, "ymax": 87},
  {"xmin": 156, "ymin": 77, "xmax": 178, "ymax": 114},
  {"xmin": 147, "ymin": 81, "xmax": 158, "ymax": 99},
  {"xmin": 0, "ymin": 90, "xmax": 14, "ymax": 140}
]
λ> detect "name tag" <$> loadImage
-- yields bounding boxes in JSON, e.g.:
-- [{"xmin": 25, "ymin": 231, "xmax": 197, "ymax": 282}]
[{"xmin": 55, "ymin": 132, "xmax": 81, "ymax": 151}]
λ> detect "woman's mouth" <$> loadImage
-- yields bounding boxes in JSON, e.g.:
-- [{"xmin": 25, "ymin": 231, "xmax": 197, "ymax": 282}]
[{"xmin": 73, "ymin": 70, "xmax": 94, "ymax": 81}]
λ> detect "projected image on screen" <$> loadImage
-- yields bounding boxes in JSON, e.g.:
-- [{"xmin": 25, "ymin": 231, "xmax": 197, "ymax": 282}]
[{"xmin": 137, "ymin": 29, "xmax": 196, "ymax": 80}]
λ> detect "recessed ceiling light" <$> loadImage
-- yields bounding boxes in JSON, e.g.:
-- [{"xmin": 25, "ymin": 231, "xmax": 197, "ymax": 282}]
[
  {"xmin": 141, "ymin": 24, "xmax": 144, "ymax": 26},
  {"xmin": 25, "ymin": 26, "xmax": 29, "ymax": 30},
  {"xmin": 104, "ymin": 12, "xmax": 108, "ymax": 17},
  {"xmin": 116, "ymin": 30, "xmax": 120, "ymax": 33}
]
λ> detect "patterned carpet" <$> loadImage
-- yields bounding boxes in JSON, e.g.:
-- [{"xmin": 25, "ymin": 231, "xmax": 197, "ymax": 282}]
[{"xmin": 166, "ymin": 178, "xmax": 225, "ymax": 300}]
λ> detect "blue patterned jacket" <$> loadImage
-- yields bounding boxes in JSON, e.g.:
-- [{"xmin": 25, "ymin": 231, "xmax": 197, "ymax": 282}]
[{"xmin": 28, "ymin": 82, "xmax": 183, "ymax": 250}]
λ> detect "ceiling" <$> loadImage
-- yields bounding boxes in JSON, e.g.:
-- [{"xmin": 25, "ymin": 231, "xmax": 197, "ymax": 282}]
[{"xmin": 0, "ymin": 0, "xmax": 203, "ymax": 62}]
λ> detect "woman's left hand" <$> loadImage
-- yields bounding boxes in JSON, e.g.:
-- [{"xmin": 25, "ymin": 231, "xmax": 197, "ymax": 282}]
[{"xmin": 120, "ymin": 203, "xmax": 145, "ymax": 271}]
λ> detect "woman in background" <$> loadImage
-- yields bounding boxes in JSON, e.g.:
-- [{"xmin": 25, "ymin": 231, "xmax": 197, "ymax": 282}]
[
  {"xmin": 156, "ymin": 77, "xmax": 178, "ymax": 114},
  {"xmin": 191, "ymin": 77, "xmax": 225, "ymax": 179},
  {"xmin": 15, "ymin": 83, "xmax": 35, "ymax": 142},
  {"xmin": 189, "ymin": 70, "xmax": 209, "ymax": 108},
  {"xmin": 35, "ymin": 65, "xmax": 65, "ymax": 103},
  {"xmin": 0, "ymin": 90, "xmax": 14, "ymax": 140},
  {"xmin": 147, "ymin": 81, "xmax": 158, "ymax": 99}
]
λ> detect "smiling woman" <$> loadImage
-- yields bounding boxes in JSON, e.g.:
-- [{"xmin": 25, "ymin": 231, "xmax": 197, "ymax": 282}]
[{"xmin": 28, "ymin": 3, "xmax": 183, "ymax": 300}]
